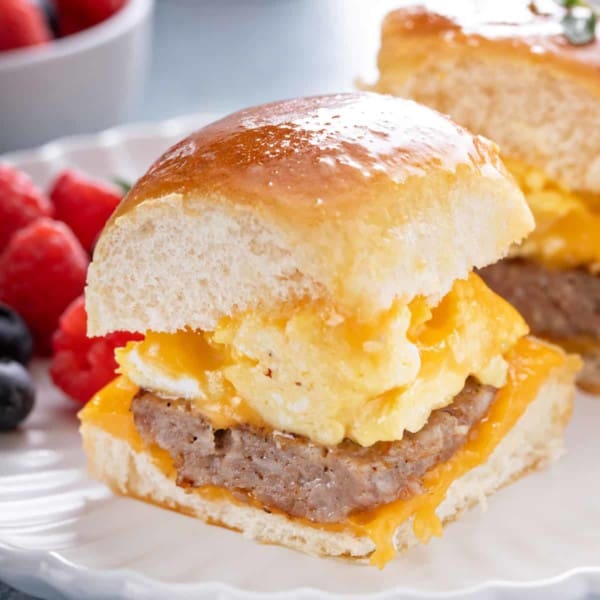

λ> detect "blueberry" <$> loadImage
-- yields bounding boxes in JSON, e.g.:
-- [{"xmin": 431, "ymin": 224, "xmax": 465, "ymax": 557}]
[
  {"xmin": 33, "ymin": 0, "xmax": 59, "ymax": 38},
  {"xmin": 0, "ymin": 304, "xmax": 33, "ymax": 365},
  {"xmin": 0, "ymin": 360, "xmax": 36, "ymax": 431}
]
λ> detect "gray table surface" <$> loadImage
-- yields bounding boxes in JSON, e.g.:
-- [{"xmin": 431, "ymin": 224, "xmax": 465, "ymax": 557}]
[{"xmin": 1, "ymin": 1, "xmax": 597, "ymax": 598}]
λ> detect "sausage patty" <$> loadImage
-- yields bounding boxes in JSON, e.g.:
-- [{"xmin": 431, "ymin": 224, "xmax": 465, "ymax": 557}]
[
  {"xmin": 480, "ymin": 258, "xmax": 600, "ymax": 390},
  {"xmin": 131, "ymin": 379, "xmax": 495, "ymax": 522},
  {"xmin": 480, "ymin": 258, "xmax": 600, "ymax": 341}
]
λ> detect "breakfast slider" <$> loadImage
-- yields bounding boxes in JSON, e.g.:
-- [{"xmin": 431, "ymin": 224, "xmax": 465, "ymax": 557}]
[
  {"xmin": 374, "ymin": 0, "xmax": 600, "ymax": 391},
  {"xmin": 79, "ymin": 93, "xmax": 580, "ymax": 567}
]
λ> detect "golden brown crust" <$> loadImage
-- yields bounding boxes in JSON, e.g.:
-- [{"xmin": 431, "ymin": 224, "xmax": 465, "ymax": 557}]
[
  {"xmin": 88, "ymin": 93, "xmax": 533, "ymax": 333},
  {"xmin": 381, "ymin": 2, "xmax": 600, "ymax": 95},
  {"xmin": 115, "ymin": 93, "xmax": 507, "ymax": 223}
]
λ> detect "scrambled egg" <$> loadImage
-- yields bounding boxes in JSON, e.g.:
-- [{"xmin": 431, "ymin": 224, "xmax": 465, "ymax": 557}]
[
  {"xmin": 506, "ymin": 160, "xmax": 600, "ymax": 269},
  {"xmin": 116, "ymin": 274, "xmax": 527, "ymax": 446}
]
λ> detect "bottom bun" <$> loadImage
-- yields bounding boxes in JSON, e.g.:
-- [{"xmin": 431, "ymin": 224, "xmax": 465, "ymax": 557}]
[
  {"xmin": 576, "ymin": 346, "xmax": 600, "ymax": 394},
  {"xmin": 81, "ymin": 364, "xmax": 574, "ymax": 563}
]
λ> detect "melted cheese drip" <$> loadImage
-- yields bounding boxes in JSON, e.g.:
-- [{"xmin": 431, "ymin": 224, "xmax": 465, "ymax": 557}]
[
  {"xmin": 79, "ymin": 381, "xmax": 260, "ymax": 509},
  {"xmin": 507, "ymin": 160, "xmax": 600, "ymax": 269},
  {"xmin": 115, "ymin": 331, "xmax": 262, "ymax": 430},
  {"xmin": 80, "ymin": 376, "xmax": 176, "ymax": 475},
  {"xmin": 349, "ymin": 337, "xmax": 571, "ymax": 567},
  {"xmin": 116, "ymin": 273, "xmax": 527, "ymax": 446},
  {"xmin": 79, "ymin": 336, "xmax": 573, "ymax": 567}
]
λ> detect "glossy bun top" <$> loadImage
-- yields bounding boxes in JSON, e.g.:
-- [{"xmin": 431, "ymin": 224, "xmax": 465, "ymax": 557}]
[
  {"xmin": 382, "ymin": 0, "xmax": 600, "ymax": 83},
  {"xmin": 87, "ymin": 93, "xmax": 532, "ymax": 335},
  {"xmin": 117, "ymin": 92, "xmax": 502, "ymax": 220}
]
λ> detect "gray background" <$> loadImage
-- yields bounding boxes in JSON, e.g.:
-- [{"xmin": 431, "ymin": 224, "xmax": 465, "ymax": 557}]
[{"xmin": 1, "ymin": 0, "xmax": 598, "ymax": 598}]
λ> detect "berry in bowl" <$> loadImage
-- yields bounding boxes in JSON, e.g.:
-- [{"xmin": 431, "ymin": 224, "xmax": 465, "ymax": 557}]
[{"xmin": 0, "ymin": 0, "xmax": 153, "ymax": 152}]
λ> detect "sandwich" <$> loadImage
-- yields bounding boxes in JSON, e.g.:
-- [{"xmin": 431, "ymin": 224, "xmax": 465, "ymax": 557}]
[
  {"xmin": 374, "ymin": 0, "xmax": 600, "ymax": 391},
  {"xmin": 79, "ymin": 92, "xmax": 580, "ymax": 567}
]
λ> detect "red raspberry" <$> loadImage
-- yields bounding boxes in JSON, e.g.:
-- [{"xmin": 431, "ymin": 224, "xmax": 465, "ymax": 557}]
[
  {"xmin": 0, "ymin": 0, "xmax": 51, "ymax": 51},
  {"xmin": 0, "ymin": 218, "xmax": 88, "ymax": 354},
  {"xmin": 49, "ymin": 170, "xmax": 122, "ymax": 253},
  {"xmin": 53, "ymin": 0, "xmax": 126, "ymax": 35},
  {"xmin": 0, "ymin": 163, "xmax": 53, "ymax": 252},
  {"xmin": 51, "ymin": 296, "xmax": 142, "ymax": 404}
]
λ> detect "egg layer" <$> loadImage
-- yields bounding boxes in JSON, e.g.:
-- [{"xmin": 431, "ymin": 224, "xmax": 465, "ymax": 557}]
[
  {"xmin": 507, "ymin": 159, "xmax": 600, "ymax": 269},
  {"xmin": 115, "ymin": 273, "xmax": 527, "ymax": 446}
]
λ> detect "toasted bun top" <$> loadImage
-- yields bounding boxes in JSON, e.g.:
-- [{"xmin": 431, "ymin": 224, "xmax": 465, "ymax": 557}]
[
  {"xmin": 376, "ymin": 2, "xmax": 600, "ymax": 194},
  {"xmin": 115, "ymin": 92, "xmax": 512, "ymax": 216},
  {"xmin": 382, "ymin": 1, "xmax": 600, "ymax": 86},
  {"xmin": 86, "ymin": 93, "xmax": 532, "ymax": 335}
]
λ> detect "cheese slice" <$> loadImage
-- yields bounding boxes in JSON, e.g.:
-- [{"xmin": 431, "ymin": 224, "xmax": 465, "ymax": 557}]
[
  {"xmin": 79, "ymin": 336, "xmax": 570, "ymax": 567},
  {"xmin": 349, "ymin": 336, "xmax": 570, "ymax": 567}
]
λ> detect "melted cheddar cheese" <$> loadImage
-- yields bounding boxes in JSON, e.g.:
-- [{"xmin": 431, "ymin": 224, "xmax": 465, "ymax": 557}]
[
  {"xmin": 506, "ymin": 159, "xmax": 600, "ymax": 269},
  {"xmin": 115, "ymin": 273, "xmax": 527, "ymax": 446},
  {"xmin": 79, "ymin": 337, "xmax": 575, "ymax": 568},
  {"xmin": 349, "ymin": 337, "xmax": 574, "ymax": 567}
]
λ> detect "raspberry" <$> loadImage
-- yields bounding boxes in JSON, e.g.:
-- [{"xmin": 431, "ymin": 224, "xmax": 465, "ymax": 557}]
[
  {"xmin": 52, "ymin": 294, "xmax": 88, "ymax": 355},
  {"xmin": 0, "ymin": 0, "xmax": 51, "ymax": 51},
  {"xmin": 49, "ymin": 170, "xmax": 122, "ymax": 253},
  {"xmin": 51, "ymin": 296, "xmax": 142, "ymax": 404},
  {"xmin": 0, "ymin": 218, "xmax": 88, "ymax": 354},
  {"xmin": 0, "ymin": 163, "xmax": 53, "ymax": 252},
  {"xmin": 53, "ymin": 0, "xmax": 126, "ymax": 35}
]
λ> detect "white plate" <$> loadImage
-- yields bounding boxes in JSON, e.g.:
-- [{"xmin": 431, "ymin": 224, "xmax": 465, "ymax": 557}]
[{"xmin": 1, "ymin": 117, "xmax": 600, "ymax": 600}]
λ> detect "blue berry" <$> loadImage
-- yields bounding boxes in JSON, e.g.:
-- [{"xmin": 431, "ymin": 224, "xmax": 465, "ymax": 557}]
[
  {"xmin": 0, "ymin": 304, "xmax": 33, "ymax": 365},
  {"xmin": 0, "ymin": 360, "xmax": 35, "ymax": 431}
]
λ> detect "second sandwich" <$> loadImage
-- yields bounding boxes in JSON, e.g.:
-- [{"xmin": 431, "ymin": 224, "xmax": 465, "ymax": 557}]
[{"xmin": 375, "ymin": 0, "xmax": 600, "ymax": 391}]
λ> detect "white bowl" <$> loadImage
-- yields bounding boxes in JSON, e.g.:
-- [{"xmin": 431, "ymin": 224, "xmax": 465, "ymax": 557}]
[{"xmin": 0, "ymin": 0, "xmax": 153, "ymax": 153}]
